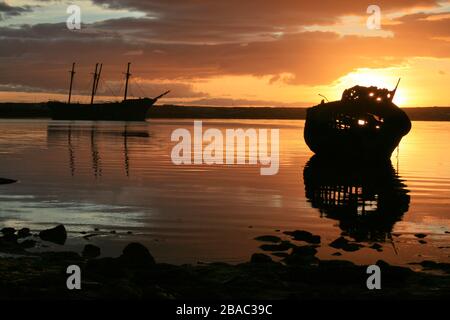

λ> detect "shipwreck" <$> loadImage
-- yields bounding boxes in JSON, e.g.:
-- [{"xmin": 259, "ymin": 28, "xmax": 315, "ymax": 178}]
[{"xmin": 304, "ymin": 80, "xmax": 411, "ymax": 159}]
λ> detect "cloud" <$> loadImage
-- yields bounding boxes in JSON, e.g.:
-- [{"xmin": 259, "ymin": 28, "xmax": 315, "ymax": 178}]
[
  {"xmin": 0, "ymin": 2, "xmax": 34, "ymax": 20},
  {"xmin": 89, "ymin": 0, "xmax": 443, "ymax": 43},
  {"xmin": 0, "ymin": 1, "xmax": 448, "ymax": 100}
]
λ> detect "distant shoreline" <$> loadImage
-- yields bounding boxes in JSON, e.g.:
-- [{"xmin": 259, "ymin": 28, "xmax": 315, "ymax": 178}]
[{"xmin": 0, "ymin": 103, "xmax": 449, "ymax": 121}]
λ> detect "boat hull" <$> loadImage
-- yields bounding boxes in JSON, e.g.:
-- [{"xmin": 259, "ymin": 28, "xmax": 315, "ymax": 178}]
[
  {"xmin": 48, "ymin": 99, "xmax": 155, "ymax": 121},
  {"xmin": 304, "ymin": 101, "xmax": 411, "ymax": 159}
]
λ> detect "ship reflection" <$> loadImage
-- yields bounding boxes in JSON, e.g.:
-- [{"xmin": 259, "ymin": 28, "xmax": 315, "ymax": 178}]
[
  {"xmin": 47, "ymin": 123, "xmax": 150, "ymax": 177},
  {"xmin": 303, "ymin": 155, "xmax": 410, "ymax": 242}
]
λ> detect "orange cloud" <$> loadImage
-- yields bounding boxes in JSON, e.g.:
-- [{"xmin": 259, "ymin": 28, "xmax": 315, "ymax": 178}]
[{"xmin": 0, "ymin": 0, "xmax": 448, "ymax": 106}]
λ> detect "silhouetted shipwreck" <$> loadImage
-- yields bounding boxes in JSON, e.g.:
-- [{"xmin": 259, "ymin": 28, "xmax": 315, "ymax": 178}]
[
  {"xmin": 48, "ymin": 63, "xmax": 170, "ymax": 121},
  {"xmin": 304, "ymin": 80, "xmax": 411, "ymax": 159}
]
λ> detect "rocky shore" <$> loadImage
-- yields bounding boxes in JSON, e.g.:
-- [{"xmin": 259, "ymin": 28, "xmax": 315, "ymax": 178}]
[{"xmin": 0, "ymin": 224, "xmax": 449, "ymax": 300}]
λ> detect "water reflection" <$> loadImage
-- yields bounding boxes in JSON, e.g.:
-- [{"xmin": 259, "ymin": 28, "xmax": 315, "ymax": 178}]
[
  {"xmin": 47, "ymin": 123, "xmax": 151, "ymax": 178},
  {"xmin": 303, "ymin": 155, "xmax": 410, "ymax": 242}
]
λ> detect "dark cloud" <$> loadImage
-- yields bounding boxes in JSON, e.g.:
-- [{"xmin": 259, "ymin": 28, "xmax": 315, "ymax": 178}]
[
  {"xmin": 90, "ymin": 0, "xmax": 442, "ymax": 43},
  {"xmin": 0, "ymin": 1, "xmax": 448, "ymax": 100},
  {"xmin": 390, "ymin": 11, "xmax": 450, "ymax": 39},
  {"xmin": 0, "ymin": 2, "xmax": 33, "ymax": 20}
]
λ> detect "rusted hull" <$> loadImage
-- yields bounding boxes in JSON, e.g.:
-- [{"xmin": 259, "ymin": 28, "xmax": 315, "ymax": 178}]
[{"xmin": 304, "ymin": 101, "xmax": 411, "ymax": 159}]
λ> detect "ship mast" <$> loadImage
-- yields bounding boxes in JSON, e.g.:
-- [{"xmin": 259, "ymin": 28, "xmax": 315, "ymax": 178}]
[
  {"xmin": 90, "ymin": 63, "xmax": 99, "ymax": 105},
  {"xmin": 68, "ymin": 63, "xmax": 75, "ymax": 104},
  {"xmin": 123, "ymin": 62, "xmax": 131, "ymax": 101},
  {"xmin": 390, "ymin": 78, "xmax": 401, "ymax": 102},
  {"xmin": 94, "ymin": 63, "xmax": 103, "ymax": 96}
]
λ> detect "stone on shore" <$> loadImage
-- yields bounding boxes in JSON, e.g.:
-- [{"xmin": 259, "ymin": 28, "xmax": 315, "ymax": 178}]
[
  {"xmin": 329, "ymin": 237, "xmax": 363, "ymax": 252},
  {"xmin": 1, "ymin": 227, "xmax": 16, "ymax": 236},
  {"xmin": 39, "ymin": 224, "xmax": 67, "ymax": 245},
  {"xmin": 250, "ymin": 253, "xmax": 273, "ymax": 263},
  {"xmin": 17, "ymin": 228, "xmax": 31, "ymax": 238},
  {"xmin": 260, "ymin": 241, "xmax": 293, "ymax": 252},
  {"xmin": 119, "ymin": 242, "xmax": 155, "ymax": 266},
  {"xmin": 370, "ymin": 243, "xmax": 383, "ymax": 251},
  {"xmin": 20, "ymin": 239, "xmax": 37, "ymax": 249},
  {"xmin": 82, "ymin": 244, "xmax": 101, "ymax": 259},
  {"xmin": 283, "ymin": 230, "xmax": 321, "ymax": 244},
  {"xmin": 283, "ymin": 245, "xmax": 318, "ymax": 265},
  {"xmin": 254, "ymin": 235, "xmax": 282, "ymax": 243}
]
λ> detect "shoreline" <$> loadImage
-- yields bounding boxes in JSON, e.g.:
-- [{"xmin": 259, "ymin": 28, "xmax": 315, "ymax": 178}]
[
  {"xmin": 0, "ymin": 103, "xmax": 449, "ymax": 121},
  {"xmin": 1, "ymin": 224, "xmax": 449, "ymax": 299}
]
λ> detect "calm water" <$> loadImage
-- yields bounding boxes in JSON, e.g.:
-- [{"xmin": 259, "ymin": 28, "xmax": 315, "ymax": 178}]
[{"xmin": 0, "ymin": 119, "xmax": 449, "ymax": 266}]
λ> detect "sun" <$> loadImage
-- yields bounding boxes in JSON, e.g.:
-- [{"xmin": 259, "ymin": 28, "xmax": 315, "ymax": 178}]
[
  {"xmin": 392, "ymin": 89, "xmax": 407, "ymax": 106},
  {"xmin": 335, "ymin": 68, "xmax": 410, "ymax": 106}
]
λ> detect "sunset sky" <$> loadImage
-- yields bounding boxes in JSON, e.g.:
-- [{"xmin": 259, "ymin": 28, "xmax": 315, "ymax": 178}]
[{"xmin": 0, "ymin": 0, "xmax": 449, "ymax": 107}]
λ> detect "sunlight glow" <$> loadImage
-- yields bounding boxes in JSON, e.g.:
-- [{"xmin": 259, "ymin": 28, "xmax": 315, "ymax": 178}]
[{"xmin": 336, "ymin": 68, "xmax": 410, "ymax": 106}]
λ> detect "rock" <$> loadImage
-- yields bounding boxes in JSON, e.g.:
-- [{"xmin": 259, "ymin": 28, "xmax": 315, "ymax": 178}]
[
  {"xmin": 17, "ymin": 228, "xmax": 31, "ymax": 238},
  {"xmin": 319, "ymin": 260, "xmax": 356, "ymax": 269},
  {"xmin": 329, "ymin": 236, "xmax": 348, "ymax": 248},
  {"xmin": 110, "ymin": 230, "xmax": 116, "ymax": 234},
  {"xmin": 375, "ymin": 260, "xmax": 413, "ymax": 283},
  {"xmin": 20, "ymin": 239, "xmax": 36, "ymax": 249},
  {"xmin": 415, "ymin": 233, "xmax": 427, "ymax": 239},
  {"xmin": 119, "ymin": 242, "xmax": 155, "ymax": 266},
  {"xmin": 39, "ymin": 224, "xmax": 67, "ymax": 245},
  {"xmin": 291, "ymin": 245, "xmax": 318, "ymax": 257},
  {"xmin": 370, "ymin": 243, "xmax": 383, "ymax": 251},
  {"xmin": 260, "ymin": 241, "xmax": 293, "ymax": 252},
  {"xmin": 344, "ymin": 244, "xmax": 363, "ymax": 252},
  {"xmin": 127, "ymin": 231, "xmax": 133, "ymax": 234},
  {"xmin": 82, "ymin": 244, "xmax": 101, "ymax": 259},
  {"xmin": 94, "ymin": 228, "xmax": 100, "ymax": 231},
  {"xmin": 332, "ymin": 252, "xmax": 342, "ymax": 256},
  {"xmin": 1, "ymin": 227, "xmax": 16, "ymax": 236},
  {"xmin": 418, "ymin": 260, "xmax": 450, "ymax": 273},
  {"xmin": 254, "ymin": 235, "xmax": 281, "ymax": 243},
  {"xmin": 283, "ymin": 230, "xmax": 321, "ymax": 244},
  {"xmin": 283, "ymin": 246, "xmax": 318, "ymax": 265},
  {"xmin": 0, "ymin": 237, "xmax": 23, "ymax": 253},
  {"xmin": 271, "ymin": 252, "xmax": 289, "ymax": 258},
  {"xmin": 419, "ymin": 240, "xmax": 427, "ymax": 244},
  {"xmin": 0, "ymin": 178, "xmax": 17, "ymax": 184},
  {"xmin": 2, "ymin": 233, "xmax": 17, "ymax": 243},
  {"xmin": 329, "ymin": 237, "xmax": 363, "ymax": 252},
  {"xmin": 418, "ymin": 260, "xmax": 438, "ymax": 268},
  {"xmin": 250, "ymin": 253, "xmax": 273, "ymax": 263}
]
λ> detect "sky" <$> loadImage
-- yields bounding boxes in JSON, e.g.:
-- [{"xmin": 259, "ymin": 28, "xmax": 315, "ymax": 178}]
[{"xmin": 0, "ymin": 0, "xmax": 449, "ymax": 107}]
